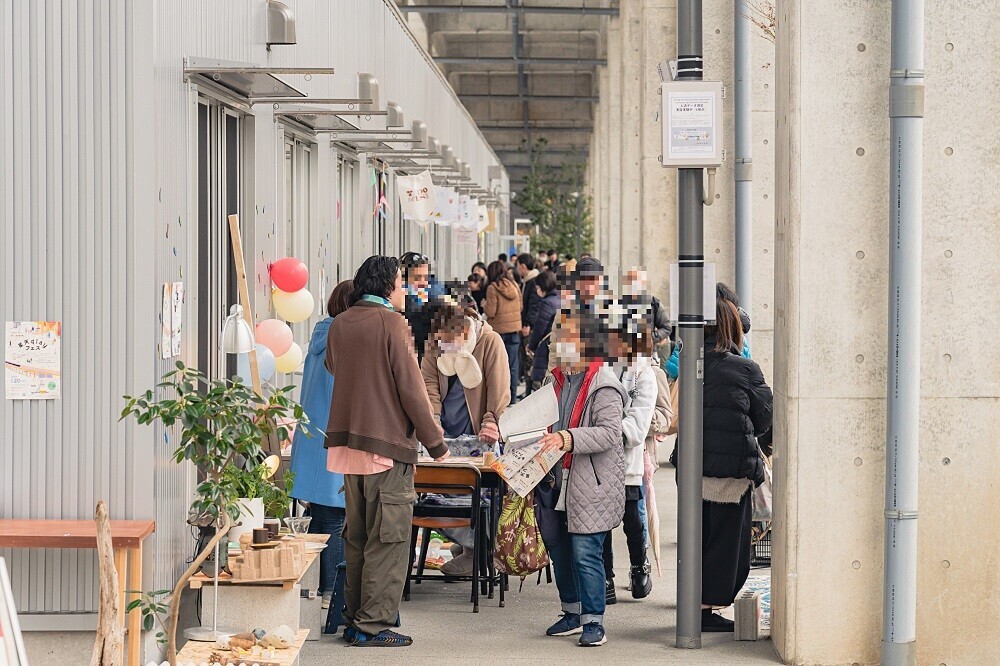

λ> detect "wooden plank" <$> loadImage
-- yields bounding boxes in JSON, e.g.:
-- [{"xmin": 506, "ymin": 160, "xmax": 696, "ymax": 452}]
[
  {"xmin": 188, "ymin": 551, "xmax": 319, "ymax": 589},
  {"xmin": 0, "ymin": 519, "xmax": 155, "ymax": 549},
  {"xmin": 175, "ymin": 629, "xmax": 309, "ymax": 666},
  {"xmin": 126, "ymin": 547, "xmax": 142, "ymax": 665}
]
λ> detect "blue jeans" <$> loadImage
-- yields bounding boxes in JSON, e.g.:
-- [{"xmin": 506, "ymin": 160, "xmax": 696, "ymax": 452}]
[
  {"xmin": 499, "ymin": 332, "xmax": 521, "ymax": 402},
  {"xmin": 307, "ymin": 503, "xmax": 345, "ymax": 594},
  {"xmin": 546, "ymin": 516, "xmax": 607, "ymax": 625}
]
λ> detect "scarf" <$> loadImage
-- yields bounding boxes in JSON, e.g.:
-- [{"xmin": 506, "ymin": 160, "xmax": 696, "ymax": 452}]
[
  {"xmin": 436, "ymin": 320, "xmax": 483, "ymax": 389},
  {"xmin": 552, "ymin": 360, "xmax": 604, "ymax": 470}
]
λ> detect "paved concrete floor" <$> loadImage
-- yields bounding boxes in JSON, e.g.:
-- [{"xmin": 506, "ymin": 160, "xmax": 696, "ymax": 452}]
[{"xmin": 302, "ymin": 464, "xmax": 780, "ymax": 665}]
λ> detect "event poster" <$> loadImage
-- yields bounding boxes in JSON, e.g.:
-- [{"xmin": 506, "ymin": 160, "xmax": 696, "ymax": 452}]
[{"xmin": 5, "ymin": 321, "xmax": 61, "ymax": 400}]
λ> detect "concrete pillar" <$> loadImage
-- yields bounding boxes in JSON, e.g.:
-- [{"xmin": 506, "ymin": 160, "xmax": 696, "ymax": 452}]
[
  {"xmin": 773, "ymin": 1, "xmax": 1000, "ymax": 664},
  {"xmin": 639, "ymin": 0, "xmax": 678, "ymax": 302},
  {"xmin": 605, "ymin": 17, "xmax": 623, "ymax": 268},
  {"xmin": 618, "ymin": 1, "xmax": 644, "ymax": 273},
  {"xmin": 591, "ymin": 99, "xmax": 603, "ymax": 258},
  {"xmin": 597, "ymin": 65, "xmax": 611, "ymax": 262}
]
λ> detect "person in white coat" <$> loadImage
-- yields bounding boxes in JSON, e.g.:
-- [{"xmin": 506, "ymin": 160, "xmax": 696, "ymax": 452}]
[{"xmin": 601, "ymin": 319, "xmax": 658, "ymax": 602}]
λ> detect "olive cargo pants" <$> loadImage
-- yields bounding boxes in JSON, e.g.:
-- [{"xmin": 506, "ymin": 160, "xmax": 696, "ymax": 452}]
[{"xmin": 342, "ymin": 461, "xmax": 415, "ymax": 635}]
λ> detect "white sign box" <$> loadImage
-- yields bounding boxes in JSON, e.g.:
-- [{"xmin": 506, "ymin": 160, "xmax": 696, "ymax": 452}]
[
  {"xmin": 661, "ymin": 81, "xmax": 724, "ymax": 168},
  {"xmin": 669, "ymin": 262, "xmax": 718, "ymax": 323}
]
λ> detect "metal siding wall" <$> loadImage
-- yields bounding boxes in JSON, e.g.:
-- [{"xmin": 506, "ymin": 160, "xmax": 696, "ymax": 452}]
[{"xmin": 0, "ymin": 0, "xmax": 130, "ymax": 613}]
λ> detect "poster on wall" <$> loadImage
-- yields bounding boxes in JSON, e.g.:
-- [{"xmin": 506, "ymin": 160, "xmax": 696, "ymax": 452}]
[
  {"xmin": 161, "ymin": 283, "xmax": 172, "ymax": 359},
  {"xmin": 455, "ymin": 228, "xmax": 477, "ymax": 245},
  {"xmin": 160, "ymin": 282, "xmax": 185, "ymax": 359},
  {"xmin": 4, "ymin": 321, "xmax": 61, "ymax": 400}
]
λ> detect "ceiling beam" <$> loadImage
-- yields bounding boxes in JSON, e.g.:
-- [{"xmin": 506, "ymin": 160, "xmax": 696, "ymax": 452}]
[
  {"xmin": 494, "ymin": 148, "xmax": 590, "ymax": 156},
  {"xmin": 397, "ymin": 4, "xmax": 619, "ymax": 16},
  {"xmin": 460, "ymin": 93, "xmax": 598, "ymax": 102},
  {"xmin": 479, "ymin": 125, "xmax": 594, "ymax": 133},
  {"xmin": 436, "ymin": 56, "xmax": 606, "ymax": 66}
]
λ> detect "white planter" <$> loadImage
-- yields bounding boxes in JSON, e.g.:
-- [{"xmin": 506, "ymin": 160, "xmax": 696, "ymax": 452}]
[{"xmin": 228, "ymin": 497, "xmax": 265, "ymax": 541}]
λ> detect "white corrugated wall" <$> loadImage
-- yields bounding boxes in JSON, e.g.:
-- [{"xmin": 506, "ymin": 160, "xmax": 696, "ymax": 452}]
[{"xmin": 1, "ymin": 0, "xmax": 506, "ymax": 629}]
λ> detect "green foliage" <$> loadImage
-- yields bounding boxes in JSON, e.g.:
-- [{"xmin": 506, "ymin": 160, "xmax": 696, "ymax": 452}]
[
  {"xmin": 126, "ymin": 589, "xmax": 171, "ymax": 644},
  {"xmin": 121, "ymin": 362, "xmax": 306, "ymax": 526},
  {"xmin": 512, "ymin": 138, "xmax": 594, "ymax": 258}
]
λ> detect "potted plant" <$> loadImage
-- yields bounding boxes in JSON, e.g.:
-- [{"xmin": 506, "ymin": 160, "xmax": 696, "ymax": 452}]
[
  {"xmin": 121, "ymin": 362, "xmax": 305, "ymax": 663},
  {"xmin": 223, "ymin": 462, "xmax": 296, "ymax": 541}
]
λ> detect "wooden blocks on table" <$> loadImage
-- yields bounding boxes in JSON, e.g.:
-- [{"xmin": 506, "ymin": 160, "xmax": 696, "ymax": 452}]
[{"xmin": 230, "ymin": 537, "xmax": 306, "ymax": 582}]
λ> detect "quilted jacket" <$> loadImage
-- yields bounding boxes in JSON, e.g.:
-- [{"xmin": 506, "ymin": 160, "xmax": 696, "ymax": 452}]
[{"xmin": 556, "ymin": 367, "xmax": 628, "ymax": 534}]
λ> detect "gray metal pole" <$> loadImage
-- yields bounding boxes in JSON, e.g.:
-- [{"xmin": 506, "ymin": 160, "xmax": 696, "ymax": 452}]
[
  {"xmin": 883, "ymin": 0, "xmax": 923, "ymax": 663},
  {"xmin": 734, "ymin": 0, "xmax": 753, "ymax": 314},
  {"xmin": 676, "ymin": 0, "xmax": 704, "ymax": 650}
]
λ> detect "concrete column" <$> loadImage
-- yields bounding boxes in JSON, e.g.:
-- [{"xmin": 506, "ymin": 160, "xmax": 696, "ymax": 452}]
[
  {"xmin": 639, "ymin": 0, "xmax": 678, "ymax": 302},
  {"xmin": 618, "ymin": 0, "xmax": 644, "ymax": 273},
  {"xmin": 773, "ymin": 1, "xmax": 1000, "ymax": 664},
  {"xmin": 605, "ymin": 17, "xmax": 623, "ymax": 268},
  {"xmin": 597, "ymin": 65, "xmax": 611, "ymax": 261},
  {"xmin": 591, "ymin": 100, "xmax": 603, "ymax": 258}
]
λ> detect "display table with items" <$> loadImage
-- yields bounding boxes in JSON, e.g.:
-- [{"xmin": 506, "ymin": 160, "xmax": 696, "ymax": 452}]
[{"xmin": 175, "ymin": 627, "xmax": 308, "ymax": 666}]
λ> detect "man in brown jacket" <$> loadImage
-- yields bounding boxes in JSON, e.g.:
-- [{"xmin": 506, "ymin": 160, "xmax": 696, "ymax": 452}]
[{"xmin": 325, "ymin": 255, "xmax": 448, "ymax": 648}]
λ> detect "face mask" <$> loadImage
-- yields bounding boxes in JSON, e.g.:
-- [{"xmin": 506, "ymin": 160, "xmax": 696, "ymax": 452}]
[
  {"xmin": 553, "ymin": 341, "xmax": 582, "ymax": 366},
  {"xmin": 438, "ymin": 340, "xmax": 464, "ymax": 354}
]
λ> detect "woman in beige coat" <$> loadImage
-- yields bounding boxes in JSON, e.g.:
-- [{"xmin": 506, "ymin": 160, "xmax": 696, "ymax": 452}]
[
  {"xmin": 420, "ymin": 301, "xmax": 511, "ymax": 575},
  {"xmin": 483, "ymin": 260, "xmax": 522, "ymax": 402}
]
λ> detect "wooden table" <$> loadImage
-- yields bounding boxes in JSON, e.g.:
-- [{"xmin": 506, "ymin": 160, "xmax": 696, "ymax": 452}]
[
  {"xmin": 189, "ymin": 551, "xmax": 320, "ymax": 591},
  {"xmin": 175, "ymin": 628, "xmax": 309, "ymax": 666},
  {"xmin": 0, "ymin": 518, "xmax": 155, "ymax": 665}
]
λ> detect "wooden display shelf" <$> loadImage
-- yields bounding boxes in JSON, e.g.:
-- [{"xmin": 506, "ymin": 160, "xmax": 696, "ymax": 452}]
[
  {"xmin": 176, "ymin": 629, "xmax": 308, "ymax": 666},
  {"xmin": 189, "ymin": 551, "xmax": 318, "ymax": 590}
]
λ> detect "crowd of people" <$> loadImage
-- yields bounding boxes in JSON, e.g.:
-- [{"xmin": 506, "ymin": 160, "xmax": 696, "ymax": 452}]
[{"xmin": 286, "ymin": 248, "xmax": 773, "ymax": 649}]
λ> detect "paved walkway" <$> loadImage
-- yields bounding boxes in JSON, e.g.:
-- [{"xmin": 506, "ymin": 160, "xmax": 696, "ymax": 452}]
[{"xmin": 303, "ymin": 461, "xmax": 781, "ymax": 664}]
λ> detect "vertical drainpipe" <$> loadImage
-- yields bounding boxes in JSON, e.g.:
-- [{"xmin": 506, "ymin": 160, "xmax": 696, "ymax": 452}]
[
  {"xmin": 883, "ymin": 0, "xmax": 923, "ymax": 663},
  {"xmin": 734, "ymin": 0, "xmax": 752, "ymax": 314}
]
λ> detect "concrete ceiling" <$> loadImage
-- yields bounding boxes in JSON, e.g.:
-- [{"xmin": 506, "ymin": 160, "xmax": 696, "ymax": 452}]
[{"xmin": 395, "ymin": 1, "xmax": 618, "ymax": 189}]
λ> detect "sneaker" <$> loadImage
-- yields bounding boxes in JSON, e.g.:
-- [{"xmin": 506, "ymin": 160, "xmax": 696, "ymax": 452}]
[
  {"xmin": 605, "ymin": 579, "xmax": 617, "ymax": 605},
  {"xmin": 350, "ymin": 629, "xmax": 413, "ymax": 647},
  {"xmin": 341, "ymin": 626, "xmax": 359, "ymax": 643},
  {"xmin": 321, "ymin": 591, "xmax": 332, "ymax": 609},
  {"xmin": 440, "ymin": 549, "xmax": 474, "ymax": 576},
  {"xmin": 545, "ymin": 612, "xmax": 583, "ymax": 636},
  {"xmin": 630, "ymin": 561, "xmax": 652, "ymax": 599},
  {"xmin": 579, "ymin": 622, "xmax": 607, "ymax": 647},
  {"xmin": 701, "ymin": 608, "xmax": 735, "ymax": 633},
  {"xmin": 449, "ymin": 543, "xmax": 464, "ymax": 558}
]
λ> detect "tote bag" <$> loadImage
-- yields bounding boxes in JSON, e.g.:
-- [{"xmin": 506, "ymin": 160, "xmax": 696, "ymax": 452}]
[
  {"xmin": 752, "ymin": 447, "xmax": 773, "ymax": 521},
  {"xmin": 494, "ymin": 491, "xmax": 549, "ymax": 579}
]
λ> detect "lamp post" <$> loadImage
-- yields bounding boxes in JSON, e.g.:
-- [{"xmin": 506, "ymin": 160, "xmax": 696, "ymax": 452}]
[{"xmin": 184, "ymin": 305, "xmax": 255, "ymax": 643}]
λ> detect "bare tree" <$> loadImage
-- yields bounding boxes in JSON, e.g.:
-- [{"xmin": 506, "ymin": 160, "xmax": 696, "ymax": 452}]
[{"xmin": 744, "ymin": 0, "xmax": 776, "ymax": 43}]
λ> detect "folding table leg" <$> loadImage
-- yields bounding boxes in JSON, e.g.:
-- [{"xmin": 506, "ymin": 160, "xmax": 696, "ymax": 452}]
[
  {"xmin": 404, "ymin": 525, "xmax": 418, "ymax": 601},
  {"xmin": 416, "ymin": 527, "xmax": 431, "ymax": 584},
  {"xmin": 471, "ymin": 522, "xmax": 480, "ymax": 613}
]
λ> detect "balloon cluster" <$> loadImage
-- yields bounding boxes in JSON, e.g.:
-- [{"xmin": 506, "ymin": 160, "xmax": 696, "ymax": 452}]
[{"xmin": 237, "ymin": 257, "xmax": 313, "ymax": 380}]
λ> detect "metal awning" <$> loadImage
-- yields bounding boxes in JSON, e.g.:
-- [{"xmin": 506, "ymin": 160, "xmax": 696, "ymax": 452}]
[{"xmin": 183, "ymin": 57, "xmax": 335, "ymax": 100}]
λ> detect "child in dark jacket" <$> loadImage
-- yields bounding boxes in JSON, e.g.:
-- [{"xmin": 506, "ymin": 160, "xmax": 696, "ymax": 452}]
[{"xmin": 527, "ymin": 270, "xmax": 560, "ymax": 389}]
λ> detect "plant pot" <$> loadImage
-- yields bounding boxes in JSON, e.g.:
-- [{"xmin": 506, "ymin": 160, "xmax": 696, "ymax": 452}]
[{"xmin": 228, "ymin": 497, "xmax": 265, "ymax": 542}]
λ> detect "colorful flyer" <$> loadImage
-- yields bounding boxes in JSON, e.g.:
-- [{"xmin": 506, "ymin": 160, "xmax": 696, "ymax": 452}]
[
  {"xmin": 5, "ymin": 321, "xmax": 62, "ymax": 400},
  {"xmin": 170, "ymin": 282, "xmax": 184, "ymax": 357}
]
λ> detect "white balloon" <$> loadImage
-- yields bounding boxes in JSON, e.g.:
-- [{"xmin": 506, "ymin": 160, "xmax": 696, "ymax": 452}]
[
  {"xmin": 236, "ymin": 343, "xmax": 276, "ymax": 382},
  {"xmin": 274, "ymin": 342, "xmax": 303, "ymax": 374},
  {"xmin": 273, "ymin": 288, "xmax": 314, "ymax": 323}
]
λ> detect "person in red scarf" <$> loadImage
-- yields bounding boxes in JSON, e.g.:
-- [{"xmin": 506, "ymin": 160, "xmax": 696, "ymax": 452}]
[{"xmin": 534, "ymin": 310, "xmax": 627, "ymax": 648}]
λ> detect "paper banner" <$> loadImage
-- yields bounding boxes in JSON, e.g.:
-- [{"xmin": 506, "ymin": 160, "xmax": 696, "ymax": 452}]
[
  {"xmin": 396, "ymin": 170, "xmax": 437, "ymax": 221},
  {"xmin": 5, "ymin": 321, "xmax": 61, "ymax": 399},
  {"xmin": 476, "ymin": 204, "xmax": 489, "ymax": 233},
  {"xmin": 432, "ymin": 187, "xmax": 459, "ymax": 225}
]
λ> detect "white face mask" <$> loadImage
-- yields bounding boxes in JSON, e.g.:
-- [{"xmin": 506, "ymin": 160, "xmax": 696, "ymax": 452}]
[
  {"xmin": 553, "ymin": 341, "xmax": 582, "ymax": 366},
  {"xmin": 438, "ymin": 340, "xmax": 464, "ymax": 354}
]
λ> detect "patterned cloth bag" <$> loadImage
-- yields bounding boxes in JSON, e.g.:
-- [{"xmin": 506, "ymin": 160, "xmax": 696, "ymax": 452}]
[{"xmin": 494, "ymin": 490, "xmax": 549, "ymax": 579}]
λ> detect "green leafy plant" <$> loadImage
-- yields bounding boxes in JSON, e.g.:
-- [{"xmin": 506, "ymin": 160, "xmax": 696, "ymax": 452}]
[
  {"xmin": 263, "ymin": 470, "xmax": 296, "ymax": 519},
  {"xmin": 221, "ymin": 463, "xmax": 297, "ymax": 519},
  {"xmin": 125, "ymin": 589, "xmax": 170, "ymax": 645},
  {"xmin": 512, "ymin": 138, "xmax": 594, "ymax": 258},
  {"xmin": 120, "ymin": 361, "xmax": 306, "ymax": 662}
]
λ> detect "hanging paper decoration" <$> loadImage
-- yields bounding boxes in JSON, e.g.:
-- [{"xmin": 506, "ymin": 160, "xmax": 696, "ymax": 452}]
[
  {"xmin": 456, "ymin": 195, "xmax": 476, "ymax": 231},
  {"xmin": 396, "ymin": 169, "xmax": 437, "ymax": 221},
  {"xmin": 476, "ymin": 203, "xmax": 489, "ymax": 233},
  {"xmin": 432, "ymin": 187, "xmax": 459, "ymax": 225}
]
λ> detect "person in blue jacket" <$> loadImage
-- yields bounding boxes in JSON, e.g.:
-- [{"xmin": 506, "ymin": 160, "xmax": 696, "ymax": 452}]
[{"xmin": 290, "ymin": 279, "xmax": 353, "ymax": 609}]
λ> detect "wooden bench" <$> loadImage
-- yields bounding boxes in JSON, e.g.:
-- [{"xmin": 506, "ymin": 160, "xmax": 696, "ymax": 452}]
[{"xmin": 0, "ymin": 518, "xmax": 155, "ymax": 665}]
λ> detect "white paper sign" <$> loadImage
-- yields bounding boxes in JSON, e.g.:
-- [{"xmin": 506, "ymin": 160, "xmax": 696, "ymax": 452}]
[
  {"xmin": 476, "ymin": 204, "xmax": 489, "ymax": 233},
  {"xmin": 5, "ymin": 321, "xmax": 61, "ymax": 400},
  {"xmin": 161, "ymin": 283, "xmax": 172, "ymax": 359},
  {"xmin": 498, "ymin": 382, "xmax": 559, "ymax": 441},
  {"xmin": 668, "ymin": 262, "xmax": 718, "ymax": 322},
  {"xmin": 396, "ymin": 170, "xmax": 437, "ymax": 221},
  {"xmin": 170, "ymin": 282, "xmax": 184, "ymax": 357},
  {"xmin": 432, "ymin": 187, "xmax": 459, "ymax": 225}
]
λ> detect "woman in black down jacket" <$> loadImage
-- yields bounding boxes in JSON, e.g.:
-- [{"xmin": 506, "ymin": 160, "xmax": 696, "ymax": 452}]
[{"xmin": 695, "ymin": 291, "xmax": 772, "ymax": 631}]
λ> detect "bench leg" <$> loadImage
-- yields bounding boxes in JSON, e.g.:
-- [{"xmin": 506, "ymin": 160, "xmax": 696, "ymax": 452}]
[
  {"xmin": 114, "ymin": 549, "xmax": 127, "ymax": 630},
  {"xmin": 127, "ymin": 547, "xmax": 142, "ymax": 665}
]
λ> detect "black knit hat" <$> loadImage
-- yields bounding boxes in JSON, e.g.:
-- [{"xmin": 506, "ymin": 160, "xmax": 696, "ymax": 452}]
[{"xmin": 574, "ymin": 256, "xmax": 604, "ymax": 277}]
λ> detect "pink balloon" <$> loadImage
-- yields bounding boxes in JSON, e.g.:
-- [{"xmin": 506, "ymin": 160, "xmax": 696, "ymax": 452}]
[
  {"xmin": 270, "ymin": 257, "xmax": 309, "ymax": 292},
  {"xmin": 255, "ymin": 318, "xmax": 293, "ymax": 357}
]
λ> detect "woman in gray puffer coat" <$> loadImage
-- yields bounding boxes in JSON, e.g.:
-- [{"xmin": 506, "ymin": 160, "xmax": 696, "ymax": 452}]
[{"xmin": 534, "ymin": 310, "xmax": 627, "ymax": 648}]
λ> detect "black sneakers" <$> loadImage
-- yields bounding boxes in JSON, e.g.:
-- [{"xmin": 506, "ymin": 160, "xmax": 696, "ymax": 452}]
[
  {"xmin": 605, "ymin": 579, "xmax": 617, "ymax": 605},
  {"xmin": 701, "ymin": 608, "xmax": 735, "ymax": 632},
  {"xmin": 630, "ymin": 561, "xmax": 653, "ymax": 599}
]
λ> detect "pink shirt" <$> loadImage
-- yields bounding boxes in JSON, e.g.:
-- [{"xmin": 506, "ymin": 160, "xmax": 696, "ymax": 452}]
[{"xmin": 327, "ymin": 446, "xmax": 394, "ymax": 475}]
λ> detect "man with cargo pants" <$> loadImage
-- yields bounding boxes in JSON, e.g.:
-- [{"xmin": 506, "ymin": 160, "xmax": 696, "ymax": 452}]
[{"xmin": 325, "ymin": 255, "xmax": 449, "ymax": 648}]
